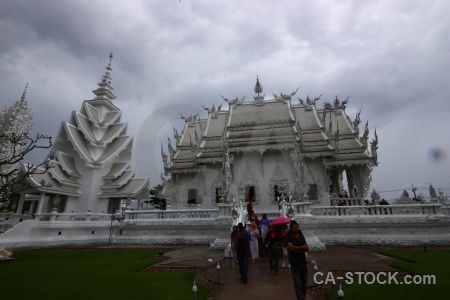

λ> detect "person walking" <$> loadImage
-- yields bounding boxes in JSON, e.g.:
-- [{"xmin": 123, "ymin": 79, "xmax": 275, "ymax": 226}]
[
  {"xmin": 287, "ymin": 220, "xmax": 309, "ymax": 300},
  {"xmin": 264, "ymin": 225, "xmax": 283, "ymax": 275},
  {"xmin": 259, "ymin": 213, "xmax": 270, "ymax": 241},
  {"xmin": 236, "ymin": 225, "xmax": 250, "ymax": 283},
  {"xmin": 281, "ymin": 223, "xmax": 290, "ymax": 268},
  {"xmin": 248, "ymin": 210, "xmax": 259, "ymax": 225},
  {"xmin": 230, "ymin": 225, "xmax": 239, "ymax": 271},
  {"xmin": 249, "ymin": 223, "xmax": 260, "ymax": 263}
]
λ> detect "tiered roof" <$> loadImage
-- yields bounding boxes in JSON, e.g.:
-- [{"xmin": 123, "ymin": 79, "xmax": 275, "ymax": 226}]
[
  {"xmin": 28, "ymin": 54, "xmax": 148, "ymax": 198},
  {"xmin": 165, "ymin": 78, "xmax": 376, "ymax": 174}
]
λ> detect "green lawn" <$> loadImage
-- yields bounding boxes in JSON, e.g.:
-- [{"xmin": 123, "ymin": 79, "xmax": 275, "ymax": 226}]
[
  {"xmin": 326, "ymin": 251, "xmax": 450, "ymax": 300},
  {"xmin": 0, "ymin": 249, "xmax": 210, "ymax": 300}
]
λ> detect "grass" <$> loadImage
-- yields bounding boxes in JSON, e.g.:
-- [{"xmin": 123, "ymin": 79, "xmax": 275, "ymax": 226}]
[
  {"xmin": 326, "ymin": 251, "xmax": 450, "ymax": 300},
  {"xmin": 0, "ymin": 249, "xmax": 210, "ymax": 300}
]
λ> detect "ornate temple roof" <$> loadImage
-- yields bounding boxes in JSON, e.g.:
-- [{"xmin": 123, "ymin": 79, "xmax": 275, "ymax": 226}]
[
  {"xmin": 98, "ymin": 178, "xmax": 149, "ymax": 198},
  {"xmin": 228, "ymin": 100, "xmax": 294, "ymax": 126},
  {"xmin": 164, "ymin": 77, "xmax": 377, "ymax": 174},
  {"xmin": 27, "ymin": 167, "xmax": 81, "ymax": 196}
]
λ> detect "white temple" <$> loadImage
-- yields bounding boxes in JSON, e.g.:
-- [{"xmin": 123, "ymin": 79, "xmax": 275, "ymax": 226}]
[
  {"xmin": 1, "ymin": 59, "xmax": 449, "ymax": 249},
  {"xmin": 160, "ymin": 76, "xmax": 376, "ymax": 211},
  {"xmin": 0, "ymin": 54, "xmax": 149, "ymax": 247},
  {"xmin": 115, "ymin": 77, "xmax": 449, "ymax": 249}
]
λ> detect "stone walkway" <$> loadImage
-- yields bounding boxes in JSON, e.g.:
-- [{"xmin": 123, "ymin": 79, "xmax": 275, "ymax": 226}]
[{"xmin": 148, "ymin": 244, "xmax": 450, "ymax": 300}]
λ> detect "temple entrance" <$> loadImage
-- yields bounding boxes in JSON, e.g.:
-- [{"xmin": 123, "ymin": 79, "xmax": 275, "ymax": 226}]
[
  {"xmin": 108, "ymin": 198, "xmax": 122, "ymax": 214},
  {"xmin": 187, "ymin": 189, "xmax": 198, "ymax": 204},
  {"xmin": 274, "ymin": 185, "xmax": 282, "ymax": 202},
  {"xmin": 245, "ymin": 186, "xmax": 255, "ymax": 202},
  {"xmin": 308, "ymin": 184, "xmax": 319, "ymax": 200},
  {"xmin": 215, "ymin": 187, "xmax": 223, "ymax": 203}
]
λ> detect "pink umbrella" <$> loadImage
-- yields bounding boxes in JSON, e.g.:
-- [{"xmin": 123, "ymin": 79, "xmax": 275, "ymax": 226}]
[{"xmin": 270, "ymin": 217, "xmax": 291, "ymax": 226}]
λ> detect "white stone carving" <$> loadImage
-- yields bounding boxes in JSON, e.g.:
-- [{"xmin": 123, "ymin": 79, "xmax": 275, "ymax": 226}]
[
  {"xmin": 267, "ymin": 161, "xmax": 290, "ymax": 203},
  {"xmin": 237, "ymin": 162, "xmax": 260, "ymax": 204}
]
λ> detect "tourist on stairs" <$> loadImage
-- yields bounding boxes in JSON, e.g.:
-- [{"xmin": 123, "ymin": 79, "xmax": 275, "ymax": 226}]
[
  {"xmin": 287, "ymin": 220, "xmax": 309, "ymax": 300},
  {"xmin": 236, "ymin": 225, "xmax": 250, "ymax": 283},
  {"xmin": 249, "ymin": 223, "xmax": 260, "ymax": 263},
  {"xmin": 265, "ymin": 225, "xmax": 283, "ymax": 275}
]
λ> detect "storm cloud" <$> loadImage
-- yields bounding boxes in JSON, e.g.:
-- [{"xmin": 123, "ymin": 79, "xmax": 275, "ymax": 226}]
[{"xmin": 1, "ymin": 0, "xmax": 449, "ymax": 200}]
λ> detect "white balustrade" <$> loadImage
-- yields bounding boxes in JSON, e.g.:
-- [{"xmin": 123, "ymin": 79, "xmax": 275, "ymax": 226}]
[
  {"xmin": 34, "ymin": 211, "xmax": 111, "ymax": 222},
  {"xmin": 311, "ymin": 204, "xmax": 443, "ymax": 216},
  {"xmin": 363, "ymin": 206, "xmax": 393, "ymax": 216},
  {"xmin": 292, "ymin": 202, "xmax": 312, "ymax": 215},
  {"xmin": 19, "ymin": 203, "xmax": 447, "ymax": 223},
  {"xmin": 124, "ymin": 209, "xmax": 220, "ymax": 220}
]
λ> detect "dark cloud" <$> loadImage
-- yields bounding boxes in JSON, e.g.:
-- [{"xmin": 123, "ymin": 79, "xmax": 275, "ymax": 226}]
[{"xmin": 1, "ymin": 0, "xmax": 449, "ymax": 199}]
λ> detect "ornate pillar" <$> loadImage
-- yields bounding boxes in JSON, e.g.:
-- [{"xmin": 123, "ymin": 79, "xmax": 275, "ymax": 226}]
[
  {"xmin": 346, "ymin": 169, "xmax": 355, "ymax": 197},
  {"xmin": 15, "ymin": 192, "xmax": 26, "ymax": 215},
  {"xmin": 28, "ymin": 201, "xmax": 36, "ymax": 215},
  {"xmin": 35, "ymin": 192, "xmax": 47, "ymax": 215},
  {"xmin": 328, "ymin": 168, "xmax": 340, "ymax": 195}
]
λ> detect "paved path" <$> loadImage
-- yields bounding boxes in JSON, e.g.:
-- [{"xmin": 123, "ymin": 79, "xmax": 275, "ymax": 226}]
[{"xmin": 149, "ymin": 244, "xmax": 450, "ymax": 300}]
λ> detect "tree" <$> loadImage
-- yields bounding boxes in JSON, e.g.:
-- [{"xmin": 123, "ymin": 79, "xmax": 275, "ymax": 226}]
[
  {"xmin": 149, "ymin": 185, "xmax": 166, "ymax": 210},
  {"xmin": 370, "ymin": 189, "xmax": 380, "ymax": 203},
  {"xmin": 438, "ymin": 189, "xmax": 448, "ymax": 204},
  {"xmin": 394, "ymin": 189, "xmax": 413, "ymax": 204},
  {"xmin": 0, "ymin": 86, "xmax": 53, "ymax": 207},
  {"xmin": 429, "ymin": 183, "xmax": 437, "ymax": 201},
  {"xmin": 417, "ymin": 193, "xmax": 425, "ymax": 203}
]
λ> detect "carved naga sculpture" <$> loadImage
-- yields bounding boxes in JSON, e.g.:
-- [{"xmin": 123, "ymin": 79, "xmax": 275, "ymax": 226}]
[
  {"xmin": 370, "ymin": 129, "xmax": 379, "ymax": 166},
  {"xmin": 221, "ymin": 94, "xmax": 239, "ymax": 105}
]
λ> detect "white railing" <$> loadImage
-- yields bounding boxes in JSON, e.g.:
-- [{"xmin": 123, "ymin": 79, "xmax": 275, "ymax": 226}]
[
  {"xmin": 124, "ymin": 208, "xmax": 221, "ymax": 220},
  {"xmin": 34, "ymin": 210, "xmax": 110, "ymax": 222},
  {"xmin": 291, "ymin": 202, "xmax": 312, "ymax": 215},
  {"xmin": 14, "ymin": 208, "xmax": 223, "ymax": 222},
  {"xmin": 312, "ymin": 204, "xmax": 444, "ymax": 216},
  {"xmin": 15, "ymin": 203, "xmax": 447, "ymax": 223}
]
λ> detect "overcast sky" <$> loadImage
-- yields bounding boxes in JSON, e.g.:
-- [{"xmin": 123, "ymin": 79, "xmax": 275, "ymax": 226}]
[{"xmin": 1, "ymin": 0, "xmax": 449, "ymax": 200}]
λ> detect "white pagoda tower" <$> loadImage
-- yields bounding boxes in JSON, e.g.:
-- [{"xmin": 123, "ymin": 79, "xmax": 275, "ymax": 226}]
[{"xmin": 0, "ymin": 54, "xmax": 149, "ymax": 247}]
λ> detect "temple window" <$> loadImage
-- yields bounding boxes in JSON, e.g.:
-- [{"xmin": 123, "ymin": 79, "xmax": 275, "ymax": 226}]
[
  {"xmin": 215, "ymin": 187, "xmax": 223, "ymax": 203},
  {"xmin": 245, "ymin": 186, "xmax": 255, "ymax": 202},
  {"xmin": 274, "ymin": 185, "xmax": 282, "ymax": 202},
  {"xmin": 308, "ymin": 184, "xmax": 318, "ymax": 200},
  {"xmin": 187, "ymin": 189, "xmax": 197, "ymax": 204},
  {"xmin": 108, "ymin": 199, "xmax": 122, "ymax": 214},
  {"xmin": 47, "ymin": 194, "xmax": 68, "ymax": 213}
]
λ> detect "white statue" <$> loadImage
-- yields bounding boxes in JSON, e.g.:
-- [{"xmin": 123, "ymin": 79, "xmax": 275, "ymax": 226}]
[
  {"xmin": 233, "ymin": 200, "xmax": 248, "ymax": 226},
  {"xmin": 279, "ymin": 195, "xmax": 288, "ymax": 217}
]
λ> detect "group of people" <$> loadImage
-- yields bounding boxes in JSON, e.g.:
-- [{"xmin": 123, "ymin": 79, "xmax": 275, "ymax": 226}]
[
  {"xmin": 363, "ymin": 198, "xmax": 390, "ymax": 205},
  {"xmin": 230, "ymin": 211, "xmax": 309, "ymax": 300}
]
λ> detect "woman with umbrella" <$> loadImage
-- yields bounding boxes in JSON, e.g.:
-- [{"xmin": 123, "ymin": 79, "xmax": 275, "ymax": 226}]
[{"xmin": 265, "ymin": 217, "xmax": 288, "ymax": 275}]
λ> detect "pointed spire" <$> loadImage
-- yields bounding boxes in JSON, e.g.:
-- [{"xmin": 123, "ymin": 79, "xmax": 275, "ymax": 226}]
[
  {"xmin": 92, "ymin": 53, "xmax": 116, "ymax": 101},
  {"xmin": 254, "ymin": 75, "xmax": 263, "ymax": 96},
  {"xmin": 20, "ymin": 83, "xmax": 28, "ymax": 103},
  {"xmin": 108, "ymin": 52, "xmax": 113, "ymax": 69},
  {"xmin": 253, "ymin": 75, "xmax": 265, "ymax": 102}
]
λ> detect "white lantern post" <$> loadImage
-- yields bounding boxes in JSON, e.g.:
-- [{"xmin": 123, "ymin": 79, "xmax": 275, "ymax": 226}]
[{"xmin": 192, "ymin": 278, "xmax": 197, "ymax": 300}]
